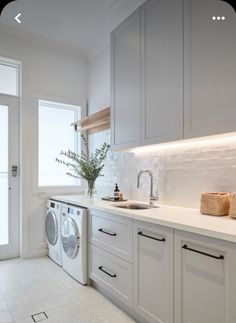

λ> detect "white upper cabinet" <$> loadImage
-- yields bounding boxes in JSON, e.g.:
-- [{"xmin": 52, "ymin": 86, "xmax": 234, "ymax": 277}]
[
  {"xmin": 184, "ymin": 0, "xmax": 236, "ymax": 138},
  {"xmin": 111, "ymin": 0, "xmax": 236, "ymax": 149},
  {"xmin": 141, "ymin": 0, "xmax": 184, "ymax": 145},
  {"xmin": 111, "ymin": 9, "xmax": 141, "ymax": 150}
]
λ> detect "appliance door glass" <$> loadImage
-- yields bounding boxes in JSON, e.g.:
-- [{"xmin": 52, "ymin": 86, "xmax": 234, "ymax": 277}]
[
  {"xmin": 46, "ymin": 211, "xmax": 58, "ymax": 245},
  {"xmin": 61, "ymin": 217, "xmax": 79, "ymax": 259}
]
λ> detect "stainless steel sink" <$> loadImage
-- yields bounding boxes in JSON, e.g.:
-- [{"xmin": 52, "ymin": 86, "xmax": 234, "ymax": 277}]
[{"xmin": 113, "ymin": 203, "xmax": 159, "ymax": 210}]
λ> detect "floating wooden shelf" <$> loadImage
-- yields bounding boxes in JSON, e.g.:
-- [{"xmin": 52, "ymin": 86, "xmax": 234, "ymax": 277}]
[{"xmin": 72, "ymin": 107, "xmax": 110, "ymax": 135}]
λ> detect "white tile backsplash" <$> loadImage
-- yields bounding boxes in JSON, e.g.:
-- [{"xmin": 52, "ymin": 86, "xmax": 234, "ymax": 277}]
[{"xmin": 89, "ymin": 129, "xmax": 236, "ymax": 208}]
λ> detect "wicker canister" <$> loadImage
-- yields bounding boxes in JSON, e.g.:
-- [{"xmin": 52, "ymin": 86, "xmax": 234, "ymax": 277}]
[
  {"xmin": 200, "ymin": 192, "xmax": 231, "ymax": 216},
  {"xmin": 229, "ymin": 193, "xmax": 236, "ymax": 219}
]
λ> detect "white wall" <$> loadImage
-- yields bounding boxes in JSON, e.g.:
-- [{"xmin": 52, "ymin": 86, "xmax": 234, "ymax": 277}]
[
  {"xmin": 88, "ymin": 46, "xmax": 236, "ymax": 208},
  {"xmin": 0, "ymin": 25, "xmax": 87, "ymax": 258},
  {"xmin": 88, "ymin": 46, "xmax": 110, "ymax": 114}
]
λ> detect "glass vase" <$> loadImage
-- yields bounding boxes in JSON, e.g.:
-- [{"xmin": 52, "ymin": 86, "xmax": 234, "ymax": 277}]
[{"xmin": 86, "ymin": 180, "xmax": 96, "ymax": 197}]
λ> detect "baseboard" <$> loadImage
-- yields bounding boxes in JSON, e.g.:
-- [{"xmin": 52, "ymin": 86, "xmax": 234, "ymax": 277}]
[
  {"xmin": 92, "ymin": 281, "xmax": 148, "ymax": 323},
  {"xmin": 27, "ymin": 242, "xmax": 47, "ymax": 258}
]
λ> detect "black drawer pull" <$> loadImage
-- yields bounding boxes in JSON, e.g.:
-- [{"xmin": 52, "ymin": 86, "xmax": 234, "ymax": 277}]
[
  {"xmin": 98, "ymin": 228, "xmax": 117, "ymax": 236},
  {"xmin": 182, "ymin": 244, "xmax": 224, "ymax": 260},
  {"xmin": 98, "ymin": 266, "xmax": 117, "ymax": 278},
  {"xmin": 138, "ymin": 231, "xmax": 165, "ymax": 242}
]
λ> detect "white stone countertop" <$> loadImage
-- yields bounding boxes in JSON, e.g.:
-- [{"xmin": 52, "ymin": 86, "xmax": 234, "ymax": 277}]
[{"xmin": 52, "ymin": 195, "xmax": 236, "ymax": 243}]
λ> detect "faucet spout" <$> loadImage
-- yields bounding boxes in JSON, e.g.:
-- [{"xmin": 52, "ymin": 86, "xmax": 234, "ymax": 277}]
[{"xmin": 137, "ymin": 169, "xmax": 158, "ymax": 205}]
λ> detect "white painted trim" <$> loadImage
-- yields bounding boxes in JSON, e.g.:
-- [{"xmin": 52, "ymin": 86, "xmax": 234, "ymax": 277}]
[
  {"xmin": 32, "ymin": 94, "xmax": 86, "ymax": 194},
  {"xmin": 0, "ymin": 95, "xmax": 20, "ymax": 259},
  {"xmin": 27, "ymin": 242, "xmax": 47, "ymax": 258}
]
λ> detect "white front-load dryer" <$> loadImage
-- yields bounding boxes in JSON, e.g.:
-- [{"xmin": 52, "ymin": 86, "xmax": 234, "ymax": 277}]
[
  {"xmin": 45, "ymin": 200, "xmax": 62, "ymax": 266},
  {"xmin": 61, "ymin": 204, "xmax": 87, "ymax": 285}
]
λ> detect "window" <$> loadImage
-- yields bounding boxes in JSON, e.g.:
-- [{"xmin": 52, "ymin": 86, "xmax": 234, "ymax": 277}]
[
  {"xmin": 38, "ymin": 100, "xmax": 81, "ymax": 187},
  {"xmin": 0, "ymin": 60, "xmax": 19, "ymax": 96}
]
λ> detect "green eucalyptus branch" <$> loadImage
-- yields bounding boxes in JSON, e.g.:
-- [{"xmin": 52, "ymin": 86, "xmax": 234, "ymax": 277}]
[{"xmin": 56, "ymin": 134, "xmax": 110, "ymax": 184}]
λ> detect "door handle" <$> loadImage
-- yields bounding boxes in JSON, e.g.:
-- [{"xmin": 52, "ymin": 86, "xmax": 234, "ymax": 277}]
[
  {"xmin": 11, "ymin": 165, "xmax": 18, "ymax": 177},
  {"xmin": 138, "ymin": 231, "xmax": 165, "ymax": 242},
  {"xmin": 182, "ymin": 244, "xmax": 224, "ymax": 260},
  {"xmin": 98, "ymin": 228, "xmax": 117, "ymax": 236},
  {"xmin": 98, "ymin": 266, "xmax": 117, "ymax": 278}
]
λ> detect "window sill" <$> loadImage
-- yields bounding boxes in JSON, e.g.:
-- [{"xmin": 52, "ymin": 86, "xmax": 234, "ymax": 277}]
[{"xmin": 35, "ymin": 186, "xmax": 85, "ymax": 198}]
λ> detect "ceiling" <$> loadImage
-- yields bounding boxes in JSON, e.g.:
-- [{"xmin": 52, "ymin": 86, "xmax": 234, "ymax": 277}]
[{"xmin": 0, "ymin": 0, "xmax": 145, "ymax": 59}]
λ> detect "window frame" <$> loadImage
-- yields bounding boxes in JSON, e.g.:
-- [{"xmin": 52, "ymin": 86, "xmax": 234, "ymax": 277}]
[
  {"xmin": 0, "ymin": 57, "xmax": 20, "ymax": 97},
  {"xmin": 37, "ymin": 98, "xmax": 84, "ymax": 191}
]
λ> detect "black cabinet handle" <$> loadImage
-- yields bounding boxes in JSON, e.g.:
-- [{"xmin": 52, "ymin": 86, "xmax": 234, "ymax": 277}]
[
  {"xmin": 98, "ymin": 228, "xmax": 117, "ymax": 236},
  {"xmin": 138, "ymin": 231, "xmax": 165, "ymax": 242},
  {"xmin": 98, "ymin": 266, "xmax": 117, "ymax": 278},
  {"xmin": 182, "ymin": 244, "xmax": 224, "ymax": 260}
]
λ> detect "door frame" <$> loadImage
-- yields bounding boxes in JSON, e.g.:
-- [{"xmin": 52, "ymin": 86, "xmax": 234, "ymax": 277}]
[{"xmin": 0, "ymin": 94, "xmax": 20, "ymax": 260}]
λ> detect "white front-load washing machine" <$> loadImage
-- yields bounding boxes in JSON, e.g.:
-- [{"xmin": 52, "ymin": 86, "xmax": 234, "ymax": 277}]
[
  {"xmin": 61, "ymin": 204, "xmax": 87, "ymax": 285},
  {"xmin": 45, "ymin": 200, "xmax": 62, "ymax": 266}
]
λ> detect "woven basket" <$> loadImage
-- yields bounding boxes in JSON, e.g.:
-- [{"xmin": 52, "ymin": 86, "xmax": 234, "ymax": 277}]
[
  {"xmin": 200, "ymin": 192, "xmax": 230, "ymax": 216},
  {"xmin": 229, "ymin": 193, "xmax": 236, "ymax": 219}
]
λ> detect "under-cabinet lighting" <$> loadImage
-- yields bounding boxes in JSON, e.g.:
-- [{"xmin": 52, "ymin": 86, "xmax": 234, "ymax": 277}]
[{"xmin": 130, "ymin": 132, "xmax": 236, "ymax": 155}]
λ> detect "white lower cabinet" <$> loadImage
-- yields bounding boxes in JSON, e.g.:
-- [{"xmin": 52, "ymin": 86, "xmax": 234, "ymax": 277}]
[
  {"xmin": 88, "ymin": 209, "xmax": 132, "ymax": 262},
  {"xmin": 88, "ymin": 211, "xmax": 236, "ymax": 323},
  {"xmin": 174, "ymin": 230, "xmax": 236, "ymax": 323},
  {"xmin": 133, "ymin": 221, "xmax": 174, "ymax": 323},
  {"xmin": 88, "ymin": 244, "xmax": 132, "ymax": 307}
]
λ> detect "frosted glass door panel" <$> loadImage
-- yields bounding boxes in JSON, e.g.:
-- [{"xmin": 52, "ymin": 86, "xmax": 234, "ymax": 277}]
[
  {"xmin": 0, "ymin": 174, "xmax": 8, "ymax": 245},
  {"xmin": 0, "ymin": 64, "xmax": 18, "ymax": 96},
  {"xmin": 0, "ymin": 105, "xmax": 9, "ymax": 245}
]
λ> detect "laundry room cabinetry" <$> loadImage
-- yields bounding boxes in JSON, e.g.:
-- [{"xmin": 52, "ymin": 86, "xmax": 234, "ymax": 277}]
[
  {"xmin": 133, "ymin": 220, "xmax": 174, "ymax": 323},
  {"xmin": 174, "ymin": 230, "xmax": 236, "ymax": 323},
  {"xmin": 111, "ymin": 8, "xmax": 141, "ymax": 150},
  {"xmin": 88, "ymin": 209, "xmax": 132, "ymax": 262},
  {"xmin": 184, "ymin": 0, "xmax": 236, "ymax": 139},
  {"xmin": 111, "ymin": 0, "xmax": 236, "ymax": 150},
  {"xmin": 140, "ymin": 0, "xmax": 183, "ymax": 146},
  {"xmin": 88, "ymin": 208, "xmax": 236, "ymax": 323},
  {"xmin": 111, "ymin": 0, "xmax": 183, "ymax": 150},
  {"xmin": 88, "ymin": 209, "xmax": 133, "ymax": 307},
  {"xmin": 89, "ymin": 244, "xmax": 133, "ymax": 307}
]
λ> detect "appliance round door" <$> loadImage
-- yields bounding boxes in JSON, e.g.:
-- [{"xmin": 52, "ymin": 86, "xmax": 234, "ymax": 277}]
[
  {"xmin": 61, "ymin": 217, "xmax": 79, "ymax": 259},
  {"xmin": 46, "ymin": 211, "xmax": 58, "ymax": 246}
]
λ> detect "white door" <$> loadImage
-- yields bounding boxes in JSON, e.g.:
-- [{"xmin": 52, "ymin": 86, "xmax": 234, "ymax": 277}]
[{"xmin": 0, "ymin": 95, "xmax": 19, "ymax": 259}]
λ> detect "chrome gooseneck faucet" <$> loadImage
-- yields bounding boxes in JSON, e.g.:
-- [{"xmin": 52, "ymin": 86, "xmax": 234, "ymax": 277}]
[{"xmin": 137, "ymin": 170, "xmax": 158, "ymax": 205}]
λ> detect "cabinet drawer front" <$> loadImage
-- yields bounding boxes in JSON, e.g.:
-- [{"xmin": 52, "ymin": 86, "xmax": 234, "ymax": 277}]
[
  {"xmin": 88, "ymin": 244, "xmax": 132, "ymax": 307},
  {"xmin": 88, "ymin": 210, "xmax": 132, "ymax": 261}
]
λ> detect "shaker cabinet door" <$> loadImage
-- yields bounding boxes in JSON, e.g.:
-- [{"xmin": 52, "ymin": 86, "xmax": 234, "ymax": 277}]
[
  {"xmin": 184, "ymin": 0, "xmax": 236, "ymax": 138},
  {"xmin": 174, "ymin": 230, "xmax": 236, "ymax": 323},
  {"xmin": 141, "ymin": 0, "xmax": 184, "ymax": 145},
  {"xmin": 111, "ymin": 8, "xmax": 141, "ymax": 150},
  {"xmin": 133, "ymin": 221, "xmax": 174, "ymax": 323}
]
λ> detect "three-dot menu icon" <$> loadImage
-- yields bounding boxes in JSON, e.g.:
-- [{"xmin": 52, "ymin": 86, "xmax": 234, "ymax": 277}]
[{"xmin": 212, "ymin": 16, "xmax": 226, "ymax": 21}]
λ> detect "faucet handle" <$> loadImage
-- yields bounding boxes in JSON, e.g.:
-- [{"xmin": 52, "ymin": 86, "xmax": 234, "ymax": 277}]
[
  {"xmin": 150, "ymin": 191, "xmax": 159, "ymax": 205},
  {"xmin": 151, "ymin": 195, "xmax": 158, "ymax": 200}
]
